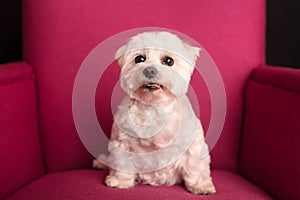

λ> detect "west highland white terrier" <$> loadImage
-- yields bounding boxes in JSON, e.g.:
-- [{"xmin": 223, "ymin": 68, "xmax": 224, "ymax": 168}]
[{"xmin": 93, "ymin": 31, "xmax": 216, "ymax": 195}]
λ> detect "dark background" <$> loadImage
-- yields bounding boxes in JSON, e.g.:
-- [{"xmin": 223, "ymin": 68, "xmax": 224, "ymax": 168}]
[
  {"xmin": 0, "ymin": 0, "xmax": 300, "ymax": 68},
  {"xmin": 0, "ymin": 0, "xmax": 22, "ymax": 64}
]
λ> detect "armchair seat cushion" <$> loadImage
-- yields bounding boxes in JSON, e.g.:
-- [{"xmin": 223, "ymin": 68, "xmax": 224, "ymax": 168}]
[{"xmin": 8, "ymin": 170, "xmax": 271, "ymax": 200}]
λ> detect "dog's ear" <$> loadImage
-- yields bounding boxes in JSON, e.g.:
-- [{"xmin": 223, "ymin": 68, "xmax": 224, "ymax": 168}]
[
  {"xmin": 183, "ymin": 42, "xmax": 201, "ymax": 66},
  {"xmin": 115, "ymin": 44, "xmax": 127, "ymax": 67}
]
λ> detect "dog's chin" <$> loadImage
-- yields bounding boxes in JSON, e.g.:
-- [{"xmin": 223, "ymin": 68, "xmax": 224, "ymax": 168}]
[{"xmin": 131, "ymin": 83, "xmax": 175, "ymax": 105}]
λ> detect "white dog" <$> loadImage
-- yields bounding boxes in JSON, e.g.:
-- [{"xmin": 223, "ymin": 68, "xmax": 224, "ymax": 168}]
[{"xmin": 93, "ymin": 31, "xmax": 216, "ymax": 195}]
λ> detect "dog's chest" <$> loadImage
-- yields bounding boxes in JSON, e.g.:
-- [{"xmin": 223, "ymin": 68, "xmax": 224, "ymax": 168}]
[
  {"xmin": 128, "ymin": 103, "xmax": 162, "ymax": 128},
  {"xmin": 126, "ymin": 100, "xmax": 181, "ymax": 149}
]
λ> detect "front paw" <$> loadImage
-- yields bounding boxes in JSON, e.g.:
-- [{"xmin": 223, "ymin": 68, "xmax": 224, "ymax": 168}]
[
  {"xmin": 186, "ymin": 182, "xmax": 216, "ymax": 195},
  {"xmin": 105, "ymin": 175, "xmax": 134, "ymax": 189}
]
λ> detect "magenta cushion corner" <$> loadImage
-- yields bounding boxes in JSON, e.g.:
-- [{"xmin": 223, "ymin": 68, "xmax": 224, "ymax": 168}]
[
  {"xmin": 8, "ymin": 169, "xmax": 272, "ymax": 200},
  {"xmin": 240, "ymin": 67, "xmax": 300, "ymax": 200},
  {"xmin": 0, "ymin": 62, "xmax": 45, "ymax": 199}
]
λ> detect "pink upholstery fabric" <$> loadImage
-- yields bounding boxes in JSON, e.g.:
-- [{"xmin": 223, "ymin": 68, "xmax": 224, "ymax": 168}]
[
  {"xmin": 240, "ymin": 66, "xmax": 300, "ymax": 199},
  {"xmin": 0, "ymin": 62, "xmax": 45, "ymax": 199},
  {"xmin": 23, "ymin": 0, "xmax": 265, "ymax": 171},
  {"xmin": 251, "ymin": 65, "xmax": 300, "ymax": 93},
  {"xmin": 8, "ymin": 169, "xmax": 271, "ymax": 200}
]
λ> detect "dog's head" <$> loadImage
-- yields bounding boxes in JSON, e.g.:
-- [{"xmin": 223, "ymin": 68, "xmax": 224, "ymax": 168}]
[{"xmin": 115, "ymin": 32, "xmax": 200, "ymax": 104}]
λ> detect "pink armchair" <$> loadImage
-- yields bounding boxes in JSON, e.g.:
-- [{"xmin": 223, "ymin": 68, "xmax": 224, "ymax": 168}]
[{"xmin": 1, "ymin": 0, "xmax": 299, "ymax": 199}]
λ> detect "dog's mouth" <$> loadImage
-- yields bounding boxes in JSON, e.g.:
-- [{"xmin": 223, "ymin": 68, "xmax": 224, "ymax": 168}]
[{"xmin": 142, "ymin": 83, "xmax": 163, "ymax": 91}]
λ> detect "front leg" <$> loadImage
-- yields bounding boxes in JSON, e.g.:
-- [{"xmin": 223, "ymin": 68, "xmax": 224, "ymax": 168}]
[
  {"xmin": 182, "ymin": 142, "xmax": 216, "ymax": 195},
  {"xmin": 105, "ymin": 169, "xmax": 136, "ymax": 188},
  {"xmin": 184, "ymin": 173, "xmax": 216, "ymax": 195}
]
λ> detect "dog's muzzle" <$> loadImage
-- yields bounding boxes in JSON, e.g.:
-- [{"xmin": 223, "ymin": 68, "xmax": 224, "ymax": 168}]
[
  {"xmin": 142, "ymin": 67, "xmax": 162, "ymax": 91},
  {"xmin": 143, "ymin": 67, "xmax": 157, "ymax": 79}
]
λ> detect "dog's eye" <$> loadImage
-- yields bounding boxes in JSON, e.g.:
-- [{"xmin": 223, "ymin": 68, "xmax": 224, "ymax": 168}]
[
  {"xmin": 135, "ymin": 55, "xmax": 146, "ymax": 63},
  {"xmin": 162, "ymin": 56, "xmax": 174, "ymax": 66}
]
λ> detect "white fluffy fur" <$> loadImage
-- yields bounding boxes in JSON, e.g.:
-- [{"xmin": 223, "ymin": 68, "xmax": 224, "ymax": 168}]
[{"xmin": 93, "ymin": 32, "xmax": 216, "ymax": 195}]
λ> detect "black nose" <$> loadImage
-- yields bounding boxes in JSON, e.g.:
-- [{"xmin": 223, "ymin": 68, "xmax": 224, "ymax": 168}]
[{"xmin": 143, "ymin": 67, "xmax": 157, "ymax": 79}]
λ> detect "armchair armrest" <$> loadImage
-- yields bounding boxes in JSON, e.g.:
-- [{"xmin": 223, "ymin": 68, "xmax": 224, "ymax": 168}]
[
  {"xmin": 0, "ymin": 62, "xmax": 44, "ymax": 199},
  {"xmin": 240, "ymin": 65, "xmax": 300, "ymax": 200}
]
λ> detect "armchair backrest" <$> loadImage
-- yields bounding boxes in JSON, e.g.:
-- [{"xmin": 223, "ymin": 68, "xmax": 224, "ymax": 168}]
[{"xmin": 23, "ymin": 0, "xmax": 265, "ymax": 172}]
